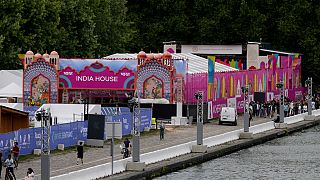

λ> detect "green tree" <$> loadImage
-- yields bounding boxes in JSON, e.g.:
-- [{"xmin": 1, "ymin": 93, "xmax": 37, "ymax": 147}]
[{"xmin": 0, "ymin": 0, "xmax": 25, "ymax": 69}]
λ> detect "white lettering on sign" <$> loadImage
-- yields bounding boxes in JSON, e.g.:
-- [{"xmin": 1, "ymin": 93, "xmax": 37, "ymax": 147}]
[
  {"xmin": 120, "ymin": 72, "xmax": 130, "ymax": 76},
  {"xmin": 76, "ymin": 76, "xmax": 118, "ymax": 82},
  {"xmin": 64, "ymin": 72, "xmax": 73, "ymax": 76}
]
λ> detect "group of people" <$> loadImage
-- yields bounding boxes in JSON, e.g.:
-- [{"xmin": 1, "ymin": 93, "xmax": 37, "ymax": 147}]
[
  {"xmin": 248, "ymin": 95, "xmax": 320, "ymax": 121},
  {"xmin": 0, "ymin": 142, "xmax": 34, "ymax": 180}
]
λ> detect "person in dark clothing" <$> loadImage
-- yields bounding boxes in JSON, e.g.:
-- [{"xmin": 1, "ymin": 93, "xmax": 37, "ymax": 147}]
[
  {"xmin": 123, "ymin": 138, "xmax": 132, "ymax": 157},
  {"xmin": 160, "ymin": 122, "xmax": 165, "ymax": 140},
  {"xmin": 77, "ymin": 142, "xmax": 84, "ymax": 165}
]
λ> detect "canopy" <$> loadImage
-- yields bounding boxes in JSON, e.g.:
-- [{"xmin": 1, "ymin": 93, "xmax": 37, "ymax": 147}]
[
  {"xmin": 0, "ymin": 82, "xmax": 22, "ymax": 98},
  {"xmin": 104, "ymin": 53, "xmax": 238, "ymax": 73},
  {"xmin": 0, "ymin": 70, "xmax": 23, "ymax": 98}
]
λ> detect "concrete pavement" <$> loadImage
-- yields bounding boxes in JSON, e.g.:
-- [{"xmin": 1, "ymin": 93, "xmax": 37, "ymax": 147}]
[{"xmin": 11, "ymin": 115, "xmax": 273, "ymax": 179}]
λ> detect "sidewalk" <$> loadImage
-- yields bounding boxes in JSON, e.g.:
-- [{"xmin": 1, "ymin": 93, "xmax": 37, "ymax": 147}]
[{"xmin": 13, "ymin": 116, "xmax": 272, "ymax": 179}]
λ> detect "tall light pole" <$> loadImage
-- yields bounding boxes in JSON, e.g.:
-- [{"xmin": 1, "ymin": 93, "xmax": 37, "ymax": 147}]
[
  {"xmin": 276, "ymin": 81, "xmax": 285, "ymax": 123},
  {"xmin": 126, "ymin": 93, "xmax": 146, "ymax": 171},
  {"xmin": 191, "ymin": 91, "xmax": 207, "ymax": 153},
  {"xmin": 274, "ymin": 80, "xmax": 288, "ymax": 128},
  {"xmin": 195, "ymin": 91, "xmax": 203, "ymax": 145},
  {"xmin": 36, "ymin": 109, "xmax": 51, "ymax": 180},
  {"xmin": 304, "ymin": 77, "xmax": 315, "ymax": 120},
  {"xmin": 306, "ymin": 77, "xmax": 313, "ymax": 115},
  {"xmin": 239, "ymin": 85, "xmax": 253, "ymax": 139},
  {"xmin": 242, "ymin": 85, "xmax": 250, "ymax": 132}
]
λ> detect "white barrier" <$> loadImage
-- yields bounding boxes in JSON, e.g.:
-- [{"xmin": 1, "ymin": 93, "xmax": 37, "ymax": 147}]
[
  {"xmin": 284, "ymin": 113, "xmax": 306, "ymax": 124},
  {"xmin": 141, "ymin": 142, "xmax": 192, "ymax": 164},
  {"xmin": 249, "ymin": 121, "xmax": 275, "ymax": 134},
  {"xmin": 52, "ymin": 110, "xmax": 319, "ymax": 180},
  {"xmin": 312, "ymin": 109, "xmax": 320, "ymax": 116},
  {"xmin": 204, "ymin": 130, "xmax": 241, "ymax": 148}
]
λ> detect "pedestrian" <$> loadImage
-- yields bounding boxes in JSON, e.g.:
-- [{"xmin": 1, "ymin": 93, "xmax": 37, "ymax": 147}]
[
  {"xmin": 76, "ymin": 142, "xmax": 84, "ymax": 165},
  {"xmin": 0, "ymin": 151, "xmax": 2, "ymax": 178},
  {"xmin": 123, "ymin": 138, "xmax": 131, "ymax": 157},
  {"xmin": 11, "ymin": 142, "xmax": 19, "ymax": 169},
  {"xmin": 160, "ymin": 122, "xmax": 165, "ymax": 140},
  {"xmin": 4, "ymin": 154, "xmax": 16, "ymax": 180},
  {"xmin": 24, "ymin": 168, "xmax": 35, "ymax": 180}
]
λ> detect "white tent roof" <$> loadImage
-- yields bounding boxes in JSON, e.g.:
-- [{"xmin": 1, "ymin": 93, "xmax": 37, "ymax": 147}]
[
  {"xmin": 0, "ymin": 70, "xmax": 23, "ymax": 98},
  {"xmin": 104, "ymin": 53, "xmax": 238, "ymax": 73},
  {"xmin": 0, "ymin": 83, "xmax": 22, "ymax": 97}
]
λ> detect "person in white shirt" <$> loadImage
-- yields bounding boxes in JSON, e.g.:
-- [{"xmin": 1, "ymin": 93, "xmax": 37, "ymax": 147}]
[
  {"xmin": 4, "ymin": 154, "xmax": 16, "ymax": 180},
  {"xmin": 289, "ymin": 102, "xmax": 294, "ymax": 116},
  {"xmin": 303, "ymin": 104, "xmax": 308, "ymax": 113},
  {"xmin": 312, "ymin": 101, "xmax": 315, "ymax": 110},
  {"xmin": 25, "ymin": 168, "xmax": 35, "ymax": 180}
]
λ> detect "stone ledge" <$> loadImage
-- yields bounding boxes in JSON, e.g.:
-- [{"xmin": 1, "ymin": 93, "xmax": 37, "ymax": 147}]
[
  {"xmin": 191, "ymin": 145, "xmax": 208, "ymax": 153},
  {"xmin": 304, "ymin": 115, "xmax": 316, "ymax": 121},
  {"xmin": 126, "ymin": 162, "xmax": 146, "ymax": 171},
  {"xmin": 239, "ymin": 132, "xmax": 253, "ymax": 139},
  {"xmin": 274, "ymin": 123, "xmax": 288, "ymax": 129}
]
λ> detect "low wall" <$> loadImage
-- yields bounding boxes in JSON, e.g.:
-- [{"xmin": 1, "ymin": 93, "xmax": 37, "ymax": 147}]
[{"xmin": 51, "ymin": 109, "xmax": 320, "ymax": 180}]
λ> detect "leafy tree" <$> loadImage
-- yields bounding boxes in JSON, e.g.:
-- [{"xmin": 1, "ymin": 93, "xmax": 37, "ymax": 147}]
[{"xmin": 0, "ymin": 0, "xmax": 24, "ymax": 69}]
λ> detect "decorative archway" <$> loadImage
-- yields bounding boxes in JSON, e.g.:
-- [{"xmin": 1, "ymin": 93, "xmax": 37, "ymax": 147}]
[
  {"xmin": 136, "ymin": 59, "xmax": 171, "ymax": 100},
  {"xmin": 23, "ymin": 59, "xmax": 58, "ymax": 106}
]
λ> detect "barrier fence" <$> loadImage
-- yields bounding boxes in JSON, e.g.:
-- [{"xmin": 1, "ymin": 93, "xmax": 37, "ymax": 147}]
[
  {"xmin": 0, "ymin": 108, "xmax": 152, "ymax": 158},
  {"xmin": 51, "ymin": 109, "xmax": 320, "ymax": 180},
  {"xmin": 0, "ymin": 121, "xmax": 88, "ymax": 158}
]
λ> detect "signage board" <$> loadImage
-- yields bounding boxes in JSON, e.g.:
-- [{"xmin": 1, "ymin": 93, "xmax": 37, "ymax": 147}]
[{"xmin": 181, "ymin": 45, "xmax": 242, "ymax": 54}]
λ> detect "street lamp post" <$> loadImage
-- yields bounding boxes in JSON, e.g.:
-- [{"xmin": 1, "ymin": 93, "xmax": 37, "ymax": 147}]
[
  {"xmin": 276, "ymin": 81, "xmax": 285, "ymax": 123},
  {"xmin": 242, "ymin": 86, "xmax": 250, "ymax": 132},
  {"xmin": 36, "ymin": 109, "xmax": 51, "ymax": 180},
  {"xmin": 126, "ymin": 92, "xmax": 146, "ymax": 171},
  {"xmin": 195, "ymin": 91, "xmax": 204, "ymax": 145},
  {"xmin": 191, "ymin": 91, "xmax": 207, "ymax": 153},
  {"xmin": 274, "ymin": 80, "xmax": 288, "ymax": 128},
  {"xmin": 304, "ymin": 77, "xmax": 315, "ymax": 120},
  {"xmin": 306, "ymin": 77, "xmax": 313, "ymax": 115},
  {"xmin": 239, "ymin": 85, "xmax": 253, "ymax": 139}
]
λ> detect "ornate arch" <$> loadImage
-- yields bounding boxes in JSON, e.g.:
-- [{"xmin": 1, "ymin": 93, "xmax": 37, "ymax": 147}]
[
  {"xmin": 136, "ymin": 59, "xmax": 171, "ymax": 100},
  {"xmin": 23, "ymin": 59, "xmax": 58, "ymax": 106}
]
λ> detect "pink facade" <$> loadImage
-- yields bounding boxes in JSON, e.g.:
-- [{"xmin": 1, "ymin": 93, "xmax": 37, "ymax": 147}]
[
  {"xmin": 186, "ymin": 55, "xmax": 302, "ymax": 104},
  {"xmin": 186, "ymin": 54, "xmax": 303, "ymax": 118}
]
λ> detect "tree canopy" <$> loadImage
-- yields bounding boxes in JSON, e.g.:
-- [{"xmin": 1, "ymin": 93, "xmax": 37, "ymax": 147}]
[{"xmin": 0, "ymin": 0, "xmax": 320, "ymax": 89}]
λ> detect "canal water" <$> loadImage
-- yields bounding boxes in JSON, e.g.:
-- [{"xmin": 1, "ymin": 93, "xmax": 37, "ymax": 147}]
[{"xmin": 155, "ymin": 125, "xmax": 320, "ymax": 180}]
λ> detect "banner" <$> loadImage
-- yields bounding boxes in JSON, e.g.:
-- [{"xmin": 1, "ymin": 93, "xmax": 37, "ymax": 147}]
[
  {"xmin": 0, "ymin": 121, "xmax": 88, "ymax": 156},
  {"xmin": 208, "ymin": 56, "xmax": 215, "ymax": 101},
  {"xmin": 59, "ymin": 59, "xmax": 136, "ymax": 90},
  {"xmin": 102, "ymin": 107, "xmax": 152, "ymax": 136}
]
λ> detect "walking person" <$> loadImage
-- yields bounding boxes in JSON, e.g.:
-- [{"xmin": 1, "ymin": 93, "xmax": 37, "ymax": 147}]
[
  {"xmin": 160, "ymin": 122, "xmax": 165, "ymax": 140},
  {"xmin": 76, "ymin": 142, "xmax": 84, "ymax": 165},
  {"xmin": 4, "ymin": 154, "xmax": 16, "ymax": 180},
  {"xmin": 11, "ymin": 142, "xmax": 19, "ymax": 169},
  {"xmin": 122, "ymin": 138, "xmax": 131, "ymax": 158}
]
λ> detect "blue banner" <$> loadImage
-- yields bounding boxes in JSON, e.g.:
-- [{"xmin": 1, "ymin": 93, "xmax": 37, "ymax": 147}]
[
  {"xmin": 102, "ymin": 107, "xmax": 152, "ymax": 136},
  {"xmin": 0, "ymin": 107, "xmax": 152, "ymax": 156},
  {"xmin": 0, "ymin": 121, "xmax": 88, "ymax": 156}
]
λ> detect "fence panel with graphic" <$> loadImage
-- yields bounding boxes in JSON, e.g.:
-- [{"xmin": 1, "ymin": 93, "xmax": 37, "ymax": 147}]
[
  {"xmin": 101, "ymin": 107, "xmax": 152, "ymax": 136},
  {"xmin": 0, "ymin": 121, "xmax": 88, "ymax": 157}
]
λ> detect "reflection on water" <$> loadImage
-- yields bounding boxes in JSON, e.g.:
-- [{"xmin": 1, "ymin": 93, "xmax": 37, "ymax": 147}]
[{"xmin": 155, "ymin": 126, "xmax": 320, "ymax": 180}]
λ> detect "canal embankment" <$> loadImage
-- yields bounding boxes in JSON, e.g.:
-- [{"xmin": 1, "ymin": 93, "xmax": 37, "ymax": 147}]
[{"xmin": 109, "ymin": 116, "xmax": 320, "ymax": 180}]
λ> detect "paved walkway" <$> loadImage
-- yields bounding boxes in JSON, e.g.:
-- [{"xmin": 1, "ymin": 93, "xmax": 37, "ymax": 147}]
[{"xmin": 11, "ymin": 116, "xmax": 274, "ymax": 179}]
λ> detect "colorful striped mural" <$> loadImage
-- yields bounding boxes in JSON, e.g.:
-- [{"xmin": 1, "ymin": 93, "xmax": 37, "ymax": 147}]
[{"xmin": 186, "ymin": 55, "xmax": 302, "ymax": 103}]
